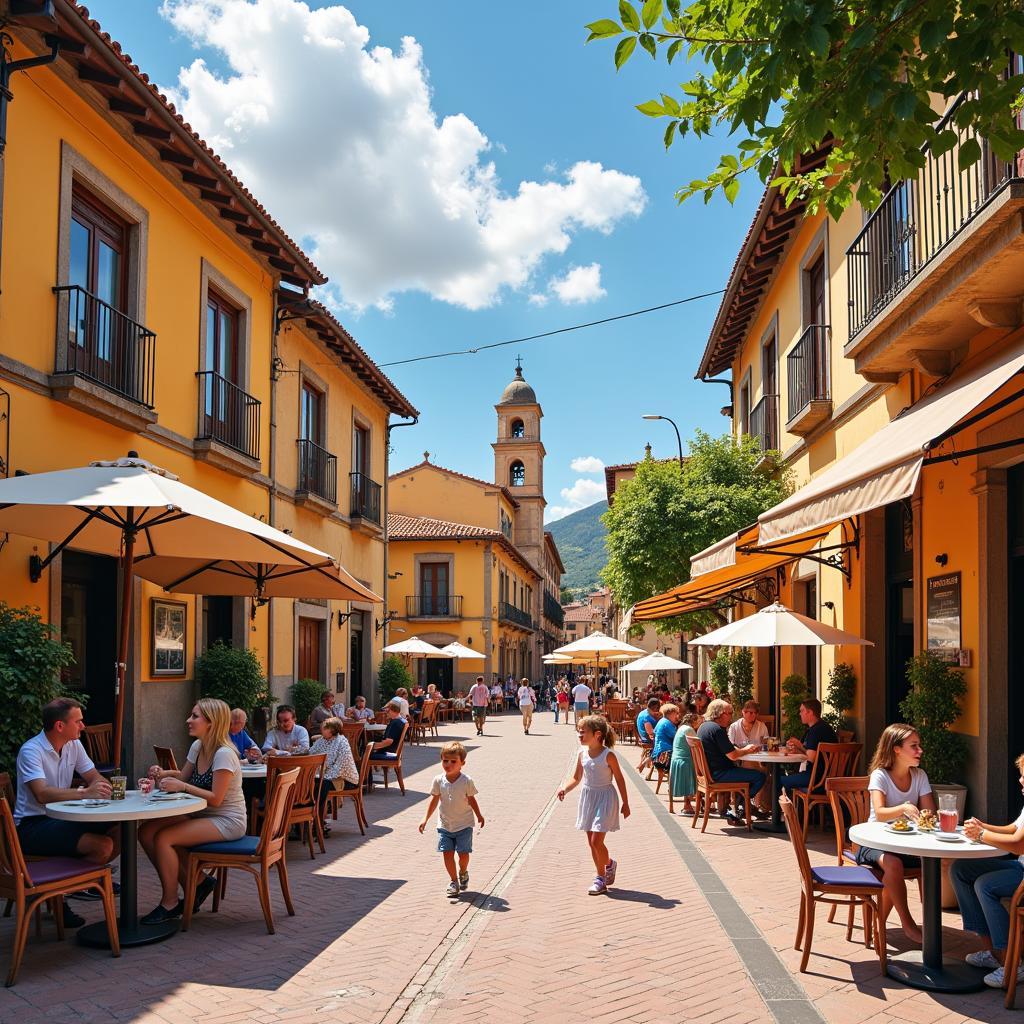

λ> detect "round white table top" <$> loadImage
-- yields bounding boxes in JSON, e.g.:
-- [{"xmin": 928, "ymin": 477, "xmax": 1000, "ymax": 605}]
[
  {"xmin": 849, "ymin": 821, "xmax": 1000, "ymax": 859},
  {"xmin": 46, "ymin": 790, "xmax": 206, "ymax": 822},
  {"xmin": 743, "ymin": 751, "xmax": 807, "ymax": 765},
  {"xmin": 365, "ymin": 724, "xmax": 387, "ymax": 733},
  {"xmin": 239, "ymin": 763, "xmax": 268, "ymax": 778}
]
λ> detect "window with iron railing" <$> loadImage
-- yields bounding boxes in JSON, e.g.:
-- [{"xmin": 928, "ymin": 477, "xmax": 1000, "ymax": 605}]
[
  {"xmin": 350, "ymin": 471, "xmax": 381, "ymax": 524},
  {"xmin": 499, "ymin": 601, "xmax": 533, "ymax": 629},
  {"xmin": 196, "ymin": 370, "xmax": 260, "ymax": 460},
  {"xmin": 787, "ymin": 324, "xmax": 831, "ymax": 422},
  {"xmin": 749, "ymin": 393, "xmax": 779, "ymax": 453},
  {"xmin": 406, "ymin": 594, "xmax": 463, "ymax": 617},
  {"xmin": 296, "ymin": 438, "xmax": 337, "ymax": 503}
]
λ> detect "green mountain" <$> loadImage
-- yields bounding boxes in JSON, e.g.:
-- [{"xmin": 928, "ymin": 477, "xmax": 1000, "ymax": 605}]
[{"xmin": 547, "ymin": 500, "xmax": 608, "ymax": 596}]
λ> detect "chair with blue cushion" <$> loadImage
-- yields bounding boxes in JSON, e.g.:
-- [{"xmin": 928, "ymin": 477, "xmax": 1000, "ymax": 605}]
[
  {"xmin": 181, "ymin": 767, "xmax": 299, "ymax": 934},
  {"xmin": 779, "ymin": 793, "xmax": 886, "ymax": 975}
]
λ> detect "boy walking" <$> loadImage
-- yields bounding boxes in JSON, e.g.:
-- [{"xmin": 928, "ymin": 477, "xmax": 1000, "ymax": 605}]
[
  {"xmin": 419, "ymin": 742, "xmax": 485, "ymax": 897},
  {"xmin": 468, "ymin": 675, "xmax": 490, "ymax": 736}
]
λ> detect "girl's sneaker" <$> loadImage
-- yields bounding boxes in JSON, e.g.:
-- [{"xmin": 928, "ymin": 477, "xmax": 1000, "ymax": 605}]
[
  {"xmin": 445, "ymin": 880, "xmax": 460, "ymax": 897},
  {"xmin": 604, "ymin": 859, "xmax": 617, "ymax": 885},
  {"xmin": 965, "ymin": 949, "xmax": 999, "ymax": 969},
  {"xmin": 984, "ymin": 964, "xmax": 1024, "ymax": 988},
  {"xmin": 588, "ymin": 876, "xmax": 607, "ymax": 896}
]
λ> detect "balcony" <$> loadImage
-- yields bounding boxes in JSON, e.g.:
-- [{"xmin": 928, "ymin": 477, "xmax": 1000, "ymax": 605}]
[
  {"xmin": 195, "ymin": 371, "xmax": 260, "ymax": 472},
  {"xmin": 499, "ymin": 601, "xmax": 533, "ymax": 630},
  {"xmin": 350, "ymin": 471, "xmax": 381, "ymax": 526},
  {"xmin": 51, "ymin": 284, "xmax": 157, "ymax": 431},
  {"xmin": 296, "ymin": 438, "xmax": 337, "ymax": 508},
  {"xmin": 544, "ymin": 590, "xmax": 565, "ymax": 629},
  {"xmin": 406, "ymin": 594, "xmax": 464, "ymax": 618},
  {"xmin": 786, "ymin": 324, "xmax": 832, "ymax": 435},
  {"xmin": 749, "ymin": 393, "xmax": 779, "ymax": 453},
  {"xmin": 846, "ymin": 93, "xmax": 1024, "ymax": 380}
]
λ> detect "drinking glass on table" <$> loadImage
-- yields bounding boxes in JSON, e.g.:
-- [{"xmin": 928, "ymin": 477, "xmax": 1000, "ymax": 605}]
[
  {"xmin": 938, "ymin": 792, "xmax": 959, "ymax": 832},
  {"xmin": 246, "ymin": 747, "xmax": 261, "ymax": 763},
  {"xmin": 137, "ymin": 776, "xmax": 154, "ymax": 795},
  {"xmin": 110, "ymin": 775, "xmax": 127, "ymax": 800}
]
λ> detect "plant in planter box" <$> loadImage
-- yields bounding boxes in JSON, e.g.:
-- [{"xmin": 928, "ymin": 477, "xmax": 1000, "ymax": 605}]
[
  {"xmin": 730, "ymin": 648, "xmax": 754, "ymax": 707},
  {"xmin": 195, "ymin": 642, "xmax": 269, "ymax": 716},
  {"xmin": 899, "ymin": 652, "xmax": 968, "ymax": 786},
  {"xmin": 781, "ymin": 673, "xmax": 808, "ymax": 741},
  {"xmin": 822, "ymin": 662, "xmax": 857, "ymax": 735},
  {"xmin": 710, "ymin": 649, "xmax": 731, "ymax": 701},
  {"xmin": 378, "ymin": 655, "xmax": 412, "ymax": 706},
  {"xmin": 290, "ymin": 677, "xmax": 323, "ymax": 728}
]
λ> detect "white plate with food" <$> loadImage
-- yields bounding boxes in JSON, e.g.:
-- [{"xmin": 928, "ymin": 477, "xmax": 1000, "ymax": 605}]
[{"xmin": 884, "ymin": 822, "xmax": 917, "ymax": 835}]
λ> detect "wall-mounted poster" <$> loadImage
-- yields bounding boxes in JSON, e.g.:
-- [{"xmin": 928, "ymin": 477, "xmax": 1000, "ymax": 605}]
[
  {"xmin": 152, "ymin": 599, "xmax": 187, "ymax": 676},
  {"xmin": 926, "ymin": 573, "xmax": 961, "ymax": 663}
]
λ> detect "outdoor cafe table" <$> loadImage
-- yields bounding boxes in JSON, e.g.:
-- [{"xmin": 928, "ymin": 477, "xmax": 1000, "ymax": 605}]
[
  {"xmin": 742, "ymin": 751, "xmax": 806, "ymax": 833},
  {"xmin": 365, "ymin": 723, "xmax": 387, "ymax": 735},
  {"xmin": 46, "ymin": 789, "xmax": 206, "ymax": 947},
  {"xmin": 240, "ymin": 762, "xmax": 268, "ymax": 779},
  {"xmin": 849, "ymin": 820, "xmax": 1000, "ymax": 993}
]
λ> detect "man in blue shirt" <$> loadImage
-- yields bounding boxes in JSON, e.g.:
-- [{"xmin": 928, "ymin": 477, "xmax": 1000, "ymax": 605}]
[
  {"xmin": 697, "ymin": 699, "xmax": 765, "ymax": 823},
  {"xmin": 635, "ymin": 698, "xmax": 661, "ymax": 771},
  {"xmin": 779, "ymin": 698, "xmax": 838, "ymax": 794},
  {"xmin": 228, "ymin": 708, "xmax": 259, "ymax": 758}
]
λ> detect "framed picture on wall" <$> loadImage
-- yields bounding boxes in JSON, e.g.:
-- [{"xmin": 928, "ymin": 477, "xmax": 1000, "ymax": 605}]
[{"xmin": 152, "ymin": 598, "xmax": 187, "ymax": 676}]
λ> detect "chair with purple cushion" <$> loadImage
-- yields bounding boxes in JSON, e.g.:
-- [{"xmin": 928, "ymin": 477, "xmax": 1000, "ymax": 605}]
[
  {"xmin": 0, "ymin": 796, "xmax": 119, "ymax": 986},
  {"xmin": 779, "ymin": 793, "xmax": 886, "ymax": 975}
]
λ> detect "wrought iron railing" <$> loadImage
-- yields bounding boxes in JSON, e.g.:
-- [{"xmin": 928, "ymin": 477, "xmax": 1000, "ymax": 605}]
[
  {"xmin": 350, "ymin": 471, "xmax": 381, "ymax": 524},
  {"xmin": 499, "ymin": 601, "xmax": 533, "ymax": 629},
  {"xmin": 787, "ymin": 324, "xmax": 831, "ymax": 421},
  {"xmin": 406, "ymin": 594, "xmax": 463, "ymax": 617},
  {"xmin": 749, "ymin": 393, "xmax": 779, "ymax": 452},
  {"xmin": 297, "ymin": 438, "xmax": 337, "ymax": 503},
  {"xmin": 847, "ymin": 93, "xmax": 1021, "ymax": 340},
  {"xmin": 544, "ymin": 590, "xmax": 565, "ymax": 629},
  {"xmin": 196, "ymin": 371, "xmax": 260, "ymax": 460},
  {"xmin": 53, "ymin": 284, "xmax": 156, "ymax": 408}
]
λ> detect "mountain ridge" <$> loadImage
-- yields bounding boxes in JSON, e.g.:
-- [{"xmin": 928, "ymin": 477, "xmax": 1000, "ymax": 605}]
[{"xmin": 547, "ymin": 500, "xmax": 608, "ymax": 597}]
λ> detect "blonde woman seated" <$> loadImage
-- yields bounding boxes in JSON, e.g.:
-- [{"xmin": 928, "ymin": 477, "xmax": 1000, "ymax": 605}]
[
  {"xmin": 140, "ymin": 697, "xmax": 247, "ymax": 925},
  {"xmin": 728, "ymin": 700, "xmax": 770, "ymax": 813},
  {"xmin": 309, "ymin": 716, "xmax": 360, "ymax": 837}
]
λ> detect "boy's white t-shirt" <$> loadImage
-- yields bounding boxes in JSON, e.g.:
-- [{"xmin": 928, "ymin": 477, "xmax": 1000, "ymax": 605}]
[
  {"xmin": 431, "ymin": 771, "xmax": 478, "ymax": 832},
  {"xmin": 867, "ymin": 767, "xmax": 932, "ymax": 822},
  {"xmin": 517, "ymin": 685, "xmax": 535, "ymax": 706},
  {"xmin": 571, "ymin": 683, "xmax": 592, "ymax": 703}
]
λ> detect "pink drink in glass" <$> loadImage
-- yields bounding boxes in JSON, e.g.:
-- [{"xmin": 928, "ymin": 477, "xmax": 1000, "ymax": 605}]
[{"xmin": 939, "ymin": 808, "xmax": 958, "ymax": 832}]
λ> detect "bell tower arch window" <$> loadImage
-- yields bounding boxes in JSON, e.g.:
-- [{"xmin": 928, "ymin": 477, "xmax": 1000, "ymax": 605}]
[
  {"xmin": 509, "ymin": 460, "xmax": 525, "ymax": 487},
  {"xmin": 510, "ymin": 418, "xmax": 525, "ymax": 438}
]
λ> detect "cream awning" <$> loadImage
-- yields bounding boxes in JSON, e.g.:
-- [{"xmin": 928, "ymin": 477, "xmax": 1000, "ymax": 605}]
[
  {"xmin": 758, "ymin": 342, "xmax": 1024, "ymax": 544},
  {"xmin": 690, "ymin": 530, "xmax": 742, "ymax": 577}
]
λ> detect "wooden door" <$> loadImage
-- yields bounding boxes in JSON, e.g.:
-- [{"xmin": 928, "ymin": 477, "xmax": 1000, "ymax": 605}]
[{"xmin": 298, "ymin": 617, "xmax": 322, "ymax": 682}]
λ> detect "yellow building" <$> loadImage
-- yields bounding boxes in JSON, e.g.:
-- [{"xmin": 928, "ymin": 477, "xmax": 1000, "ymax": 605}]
[
  {"xmin": 386, "ymin": 364, "xmax": 563, "ymax": 688},
  {"xmin": 635, "ymin": 129, "xmax": 1024, "ymax": 817},
  {"xmin": 0, "ymin": 2, "xmax": 415, "ymax": 771}
]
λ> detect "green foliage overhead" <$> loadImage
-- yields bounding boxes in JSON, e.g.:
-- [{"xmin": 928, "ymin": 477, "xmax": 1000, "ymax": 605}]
[
  {"xmin": 0, "ymin": 604, "xmax": 76, "ymax": 778},
  {"xmin": 822, "ymin": 662, "xmax": 857, "ymax": 735},
  {"xmin": 899, "ymin": 652, "xmax": 968, "ymax": 785},
  {"xmin": 378, "ymin": 655, "xmax": 413, "ymax": 705},
  {"xmin": 194, "ymin": 642, "xmax": 269, "ymax": 715},
  {"xmin": 600, "ymin": 431, "xmax": 789, "ymax": 632},
  {"xmin": 585, "ymin": 1, "xmax": 1024, "ymax": 216},
  {"xmin": 290, "ymin": 678, "xmax": 323, "ymax": 728}
]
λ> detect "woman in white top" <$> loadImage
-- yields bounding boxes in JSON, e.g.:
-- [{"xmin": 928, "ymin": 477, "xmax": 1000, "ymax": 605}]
[
  {"xmin": 517, "ymin": 677, "xmax": 536, "ymax": 735},
  {"xmin": 855, "ymin": 724, "xmax": 936, "ymax": 944},
  {"xmin": 728, "ymin": 701, "xmax": 771, "ymax": 811},
  {"xmin": 140, "ymin": 698, "xmax": 247, "ymax": 925}
]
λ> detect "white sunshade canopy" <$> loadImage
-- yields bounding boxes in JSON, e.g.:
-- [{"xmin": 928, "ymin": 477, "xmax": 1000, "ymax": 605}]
[
  {"xmin": 441, "ymin": 641, "xmax": 485, "ymax": 660},
  {"xmin": 554, "ymin": 631, "xmax": 645, "ymax": 659},
  {"xmin": 621, "ymin": 651, "xmax": 693, "ymax": 672},
  {"xmin": 543, "ymin": 653, "xmax": 573, "ymax": 662},
  {"xmin": 383, "ymin": 636, "xmax": 453, "ymax": 657},
  {"xmin": 689, "ymin": 602, "xmax": 874, "ymax": 649}
]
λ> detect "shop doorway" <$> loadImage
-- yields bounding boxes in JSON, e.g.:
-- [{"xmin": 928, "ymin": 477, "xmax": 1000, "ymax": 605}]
[
  {"xmin": 794, "ymin": 576, "xmax": 819, "ymax": 696},
  {"xmin": 1007, "ymin": 465, "xmax": 1024, "ymax": 811},
  {"xmin": 425, "ymin": 658, "xmax": 454, "ymax": 696},
  {"xmin": 349, "ymin": 611, "xmax": 365, "ymax": 701},
  {"xmin": 297, "ymin": 616, "xmax": 323, "ymax": 683},
  {"xmin": 885, "ymin": 501, "xmax": 915, "ymax": 723},
  {"xmin": 61, "ymin": 551, "xmax": 118, "ymax": 727},
  {"xmin": 202, "ymin": 596, "xmax": 238, "ymax": 650}
]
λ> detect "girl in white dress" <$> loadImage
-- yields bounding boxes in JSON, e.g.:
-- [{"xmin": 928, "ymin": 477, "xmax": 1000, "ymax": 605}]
[{"xmin": 558, "ymin": 715, "xmax": 630, "ymax": 895}]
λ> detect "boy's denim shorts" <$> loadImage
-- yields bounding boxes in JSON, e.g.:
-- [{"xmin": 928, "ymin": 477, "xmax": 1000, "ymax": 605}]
[{"xmin": 437, "ymin": 826, "xmax": 473, "ymax": 854}]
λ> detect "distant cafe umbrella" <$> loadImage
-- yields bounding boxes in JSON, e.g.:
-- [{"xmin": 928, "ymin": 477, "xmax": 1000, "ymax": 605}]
[
  {"xmin": 383, "ymin": 637, "xmax": 453, "ymax": 657},
  {"xmin": 553, "ymin": 631, "xmax": 645, "ymax": 660},
  {"xmin": 621, "ymin": 651, "xmax": 692, "ymax": 673},
  {"xmin": 0, "ymin": 454, "xmax": 346, "ymax": 767},
  {"xmin": 441, "ymin": 641, "xmax": 485, "ymax": 660}
]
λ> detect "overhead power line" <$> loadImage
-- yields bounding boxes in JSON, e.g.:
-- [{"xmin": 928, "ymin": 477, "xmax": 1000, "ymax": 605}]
[{"xmin": 377, "ymin": 288, "xmax": 727, "ymax": 368}]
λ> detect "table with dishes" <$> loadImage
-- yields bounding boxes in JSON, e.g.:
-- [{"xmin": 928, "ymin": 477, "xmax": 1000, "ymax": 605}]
[
  {"xmin": 45, "ymin": 788, "xmax": 206, "ymax": 947},
  {"xmin": 849, "ymin": 819, "xmax": 1000, "ymax": 992},
  {"xmin": 741, "ymin": 750, "xmax": 806, "ymax": 832}
]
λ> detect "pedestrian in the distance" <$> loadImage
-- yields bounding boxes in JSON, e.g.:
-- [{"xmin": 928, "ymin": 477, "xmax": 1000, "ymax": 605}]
[
  {"xmin": 558, "ymin": 715, "xmax": 630, "ymax": 896},
  {"xmin": 556, "ymin": 682, "xmax": 570, "ymax": 724},
  {"xmin": 517, "ymin": 677, "xmax": 536, "ymax": 735},
  {"xmin": 418, "ymin": 741, "xmax": 485, "ymax": 898},
  {"xmin": 571, "ymin": 678, "xmax": 592, "ymax": 725},
  {"xmin": 468, "ymin": 675, "xmax": 489, "ymax": 736}
]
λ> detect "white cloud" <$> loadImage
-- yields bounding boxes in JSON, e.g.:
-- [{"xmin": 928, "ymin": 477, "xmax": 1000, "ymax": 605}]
[
  {"xmin": 546, "ymin": 477, "xmax": 605, "ymax": 521},
  {"xmin": 548, "ymin": 263, "xmax": 607, "ymax": 305},
  {"xmin": 570, "ymin": 455, "xmax": 605, "ymax": 474},
  {"xmin": 159, "ymin": 0, "xmax": 646, "ymax": 311}
]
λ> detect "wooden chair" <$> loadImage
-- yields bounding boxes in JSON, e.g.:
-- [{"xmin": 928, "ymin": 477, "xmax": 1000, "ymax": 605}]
[
  {"xmin": 0, "ymin": 773, "xmax": 13, "ymax": 808},
  {"xmin": 153, "ymin": 745, "xmax": 178, "ymax": 772},
  {"xmin": 340, "ymin": 722, "xmax": 365, "ymax": 757},
  {"xmin": 686, "ymin": 734, "xmax": 751, "ymax": 833},
  {"xmin": 779, "ymin": 793, "xmax": 886, "ymax": 975},
  {"xmin": 182, "ymin": 767, "xmax": 298, "ymax": 935},
  {"xmin": 251, "ymin": 754, "xmax": 326, "ymax": 859},
  {"xmin": 369, "ymin": 722, "xmax": 409, "ymax": 794},
  {"xmin": 791, "ymin": 742, "xmax": 863, "ymax": 833},
  {"xmin": 374, "ymin": 711, "xmax": 388, "ymax": 724},
  {"xmin": 837, "ymin": 729, "xmax": 855, "ymax": 744},
  {"xmin": 1004, "ymin": 877, "xmax": 1024, "ymax": 1008},
  {"xmin": 756, "ymin": 714, "xmax": 776, "ymax": 734},
  {"xmin": 412, "ymin": 700, "xmax": 439, "ymax": 743},
  {"xmin": 0, "ymin": 796, "xmax": 119, "ymax": 985},
  {"xmin": 324, "ymin": 742, "xmax": 375, "ymax": 835},
  {"xmin": 81, "ymin": 723, "xmax": 115, "ymax": 772}
]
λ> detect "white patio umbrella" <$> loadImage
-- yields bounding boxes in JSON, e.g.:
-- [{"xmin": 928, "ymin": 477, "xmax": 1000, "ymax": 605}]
[
  {"xmin": 621, "ymin": 651, "xmax": 693, "ymax": 673},
  {"xmin": 553, "ymin": 631, "xmax": 645, "ymax": 659},
  {"xmin": 383, "ymin": 636, "xmax": 453, "ymax": 657},
  {"xmin": 441, "ymin": 641, "xmax": 485, "ymax": 660},
  {"xmin": 0, "ymin": 455, "xmax": 346, "ymax": 767}
]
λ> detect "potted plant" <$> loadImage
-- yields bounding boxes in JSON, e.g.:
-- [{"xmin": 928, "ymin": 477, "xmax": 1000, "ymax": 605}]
[
  {"xmin": 290, "ymin": 677, "xmax": 323, "ymax": 730},
  {"xmin": 377, "ymin": 655, "xmax": 412, "ymax": 706},
  {"xmin": 730, "ymin": 648, "xmax": 754, "ymax": 707},
  {"xmin": 710, "ymin": 649, "xmax": 731, "ymax": 701},
  {"xmin": 780, "ymin": 673, "xmax": 808, "ymax": 741},
  {"xmin": 194, "ymin": 642, "xmax": 271, "ymax": 737},
  {"xmin": 822, "ymin": 662, "xmax": 856, "ymax": 736}
]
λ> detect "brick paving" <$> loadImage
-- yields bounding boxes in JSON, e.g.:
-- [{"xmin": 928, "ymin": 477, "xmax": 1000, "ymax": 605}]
[{"xmin": 0, "ymin": 712, "xmax": 1015, "ymax": 1024}]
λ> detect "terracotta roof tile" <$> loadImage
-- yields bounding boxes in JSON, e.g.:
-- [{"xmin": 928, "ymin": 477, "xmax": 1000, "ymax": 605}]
[{"xmin": 387, "ymin": 514, "xmax": 499, "ymax": 541}]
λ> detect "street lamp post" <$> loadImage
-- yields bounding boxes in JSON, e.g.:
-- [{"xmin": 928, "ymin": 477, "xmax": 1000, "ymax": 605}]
[{"xmin": 642, "ymin": 414, "xmax": 684, "ymax": 470}]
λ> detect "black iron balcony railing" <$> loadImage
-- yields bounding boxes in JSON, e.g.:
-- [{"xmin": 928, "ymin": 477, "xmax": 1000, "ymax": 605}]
[
  {"xmin": 350, "ymin": 471, "xmax": 381, "ymax": 524},
  {"xmin": 499, "ymin": 601, "xmax": 533, "ymax": 629},
  {"xmin": 53, "ymin": 284, "xmax": 156, "ymax": 408},
  {"xmin": 749, "ymin": 393, "xmax": 779, "ymax": 452},
  {"xmin": 196, "ymin": 371, "xmax": 260, "ymax": 461},
  {"xmin": 544, "ymin": 590, "xmax": 565, "ymax": 629},
  {"xmin": 297, "ymin": 438, "xmax": 337, "ymax": 503},
  {"xmin": 406, "ymin": 594, "xmax": 463, "ymax": 617},
  {"xmin": 787, "ymin": 324, "xmax": 831, "ymax": 422},
  {"xmin": 847, "ymin": 92, "xmax": 1022, "ymax": 340}
]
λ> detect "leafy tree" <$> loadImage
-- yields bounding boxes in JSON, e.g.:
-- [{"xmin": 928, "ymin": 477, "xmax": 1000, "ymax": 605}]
[
  {"xmin": 585, "ymin": 1, "xmax": 1024, "ymax": 216},
  {"xmin": 730, "ymin": 647, "xmax": 754, "ymax": 706},
  {"xmin": 710, "ymin": 649, "xmax": 732, "ymax": 697},
  {"xmin": 601, "ymin": 431, "xmax": 789, "ymax": 632},
  {"xmin": 195, "ymin": 642, "xmax": 269, "ymax": 715},
  {"xmin": 822, "ymin": 662, "xmax": 857, "ymax": 735},
  {"xmin": 378, "ymin": 655, "xmax": 412, "ymax": 705},
  {"xmin": 781, "ymin": 672, "xmax": 808, "ymax": 741},
  {"xmin": 290, "ymin": 678, "xmax": 323, "ymax": 728}
]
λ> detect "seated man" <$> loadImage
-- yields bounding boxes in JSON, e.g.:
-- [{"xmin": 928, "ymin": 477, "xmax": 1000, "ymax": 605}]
[
  {"xmin": 261, "ymin": 705, "xmax": 311, "ymax": 756},
  {"xmin": 309, "ymin": 690, "xmax": 344, "ymax": 732},
  {"xmin": 346, "ymin": 695, "xmax": 375, "ymax": 723},
  {"xmin": 14, "ymin": 698, "xmax": 120, "ymax": 927},
  {"xmin": 228, "ymin": 707, "xmax": 260, "ymax": 758},
  {"xmin": 369, "ymin": 702, "xmax": 407, "ymax": 762},
  {"xmin": 779, "ymin": 698, "xmax": 838, "ymax": 794},
  {"xmin": 697, "ymin": 699, "xmax": 766, "ymax": 823},
  {"xmin": 635, "ymin": 697, "xmax": 661, "ymax": 770}
]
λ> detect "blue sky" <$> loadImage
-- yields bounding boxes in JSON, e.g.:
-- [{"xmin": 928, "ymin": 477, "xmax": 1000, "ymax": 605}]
[{"xmin": 84, "ymin": 0, "xmax": 759, "ymax": 520}]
